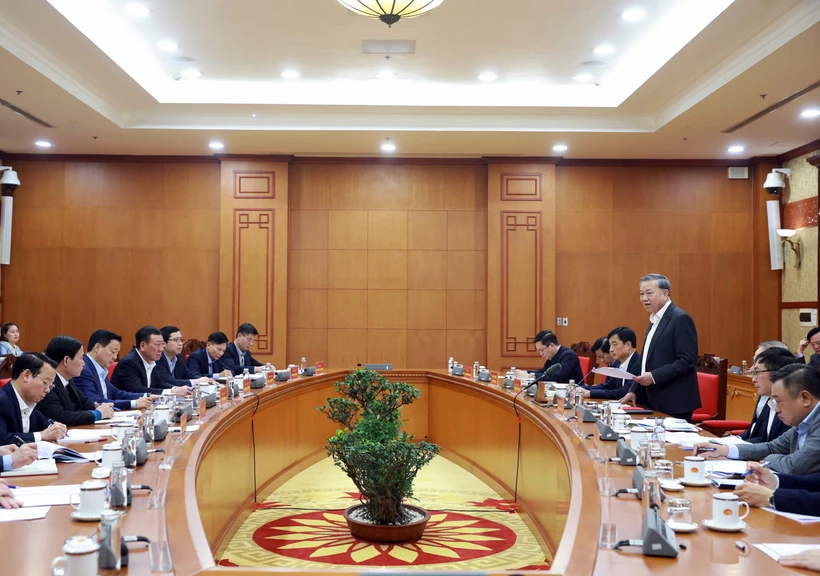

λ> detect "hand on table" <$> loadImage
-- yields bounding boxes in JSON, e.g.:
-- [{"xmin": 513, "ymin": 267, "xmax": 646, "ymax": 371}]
[
  {"xmin": 98, "ymin": 403, "xmax": 115, "ymax": 419},
  {"xmin": 171, "ymin": 386, "xmax": 192, "ymax": 397},
  {"xmin": 135, "ymin": 396, "xmax": 154, "ymax": 410},
  {"xmin": 620, "ymin": 392, "xmax": 637, "ymax": 406},
  {"xmin": 193, "ymin": 377, "xmax": 216, "ymax": 385},
  {"xmin": 780, "ymin": 550, "xmax": 820, "ymax": 571},
  {"xmin": 219, "ymin": 369, "xmax": 232, "ymax": 379},
  {"xmin": 0, "ymin": 482, "xmax": 22, "ymax": 510},
  {"xmin": 692, "ymin": 443, "xmax": 729, "ymax": 459},
  {"xmin": 734, "ymin": 481, "xmax": 774, "ymax": 508},
  {"xmin": 40, "ymin": 422, "xmax": 67, "ymax": 442}
]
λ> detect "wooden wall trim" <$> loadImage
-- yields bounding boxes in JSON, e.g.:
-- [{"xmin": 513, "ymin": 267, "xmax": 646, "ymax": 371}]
[
  {"xmin": 557, "ymin": 158, "xmax": 753, "ymax": 167},
  {"xmin": 483, "ymin": 156, "xmax": 561, "ymax": 165},
  {"xmin": 216, "ymin": 154, "xmax": 295, "ymax": 163},
  {"xmin": 0, "ymin": 153, "xmax": 220, "ymax": 163},
  {"xmin": 808, "ymin": 153, "xmax": 820, "ymax": 167},
  {"xmin": 779, "ymin": 301, "xmax": 817, "ymax": 309},
  {"xmin": 290, "ymin": 156, "xmax": 487, "ymax": 165},
  {"xmin": 778, "ymin": 139, "xmax": 820, "ymax": 163}
]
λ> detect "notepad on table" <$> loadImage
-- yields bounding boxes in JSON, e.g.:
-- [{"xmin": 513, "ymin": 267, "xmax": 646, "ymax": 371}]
[
  {"xmin": 0, "ymin": 458, "xmax": 58, "ymax": 477},
  {"xmin": 0, "ymin": 507, "xmax": 50, "ymax": 522},
  {"xmin": 754, "ymin": 543, "xmax": 820, "ymax": 561},
  {"xmin": 762, "ymin": 507, "xmax": 820, "ymax": 524},
  {"xmin": 58, "ymin": 429, "xmax": 112, "ymax": 443},
  {"xmin": 12, "ymin": 484, "xmax": 80, "ymax": 507}
]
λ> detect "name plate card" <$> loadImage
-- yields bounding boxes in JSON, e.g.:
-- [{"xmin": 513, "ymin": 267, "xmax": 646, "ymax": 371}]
[
  {"xmin": 491, "ymin": 371, "xmax": 499, "ymax": 386},
  {"xmin": 316, "ymin": 361, "xmax": 325, "ymax": 375},
  {"xmin": 464, "ymin": 366, "xmax": 472, "ymax": 379},
  {"xmin": 290, "ymin": 366, "xmax": 298, "ymax": 379}
]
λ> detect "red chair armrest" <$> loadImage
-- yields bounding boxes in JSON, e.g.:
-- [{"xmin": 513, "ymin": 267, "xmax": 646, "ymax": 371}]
[
  {"xmin": 702, "ymin": 419, "xmax": 750, "ymax": 430},
  {"xmin": 731, "ymin": 430, "xmax": 746, "ymax": 436}
]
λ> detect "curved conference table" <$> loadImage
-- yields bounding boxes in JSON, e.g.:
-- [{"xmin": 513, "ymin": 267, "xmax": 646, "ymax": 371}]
[{"xmin": 5, "ymin": 370, "xmax": 819, "ymax": 575}]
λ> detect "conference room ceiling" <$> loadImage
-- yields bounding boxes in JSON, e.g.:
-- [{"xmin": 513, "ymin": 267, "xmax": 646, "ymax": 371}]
[{"xmin": 0, "ymin": 0, "xmax": 818, "ymax": 159}]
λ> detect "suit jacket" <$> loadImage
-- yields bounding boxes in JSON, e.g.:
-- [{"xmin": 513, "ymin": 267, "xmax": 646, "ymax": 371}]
[
  {"xmin": 156, "ymin": 353, "xmax": 195, "ymax": 388},
  {"xmin": 735, "ymin": 408, "xmax": 820, "ymax": 475},
  {"xmin": 74, "ymin": 355, "xmax": 145, "ymax": 411},
  {"xmin": 111, "ymin": 349, "xmax": 173, "ymax": 395},
  {"xmin": 740, "ymin": 398, "xmax": 791, "ymax": 444},
  {"xmin": 805, "ymin": 354, "xmax": 820, "ymax": 369},
  {"xmin": 0, "ymin": 383, "xmax": 51, "ymax": 445},
  {"xmin": 628, "ymin": 302, "xmax": 700, "ymax": 416},
  {"xmin": 186, "ymin": 348, "xmax": 225, "ymax": 379},
  {"xmin": 588, "ymin": 354, "xmax": 643, "ymax": 400},
  {"xmin": 536, "ymin": 346, "xmax": 584, "ymax": 384},
  {"xmin": 222, "ymin": 342, "xmax": 263, "ymax": 375},
  {"xmin": 35, "ymin": 376, "xmax": 99, "ymax": 427},
  {"xmin": 774, "ymin": 472, "xmax": 820, "ymax": 516}
]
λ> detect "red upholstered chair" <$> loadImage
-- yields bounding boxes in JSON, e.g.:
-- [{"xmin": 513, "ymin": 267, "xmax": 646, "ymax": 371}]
[
  {"xmin": 0, "ymin": 354, "xmax": 15, "ymax": 380},
  {"xmin": 182, "ymin": 339, "xmax": 206, "ymax": 360},
  {"xmin": 570, "ymin": 342, "xmax": 595, "ymax": 384},
  {"xmin": 691, "ymin": 354, "xmax": 728, "ymax": 424},
  {"xmin": 0, "ymin": 378, "xmax": 9, "ymax": 388},
  {"xmin": 107, "ymin": 361, "xmax": 118, "ymax": 382}
]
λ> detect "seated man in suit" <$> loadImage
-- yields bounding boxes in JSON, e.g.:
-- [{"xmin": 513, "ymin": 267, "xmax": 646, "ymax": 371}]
[
  {"xmin": 736, "ymin": 461, "xmax": 820, "ymax": 516},
  {"xmin": 156, "ymin": 326, "xmax": 215, "ymax": 388},
  {"xmin": 582, "ymin": 327, "xmax": 642, "ymax": 400},
  {"xmin": 798, "ymin": 327, "xmax": 820, "ymax": 370},
  {"xmin": 37, "ymin": 336, "xmax": 115, "ymax": 426},
  {"xmin": 74, "ymin": 330, "xmax": 154, "ymax": 411},
  {"xmin": 186, "ymin": 331, "xmax": 233, "ymax": 379},
  {"xmin": 223, "ymin": 323, "xmax": 264, "ymax": 375},
  {"xmin": 112, "ymin": 326, "xmax": 190, "ymax": 397},
  {"xmin": 0, "ymin": 352, "xmax": 67, "ymax": 445},
  {"xmin": 529, "ymin": 332, "xmax": 584, "ymax": 384},
  {"xmin": 694, "ymin": 364, "xmax": 820, "ymax": 474},
  {"xmin": 739, "ymin": 347, "xmax": 800, "ymax": 443},
  {"xmin": 592, "ymin": 336, "xmax": 613, "ymax": 367}
]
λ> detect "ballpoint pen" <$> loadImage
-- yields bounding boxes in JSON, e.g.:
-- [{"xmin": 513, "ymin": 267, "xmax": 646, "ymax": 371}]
[{"xmin": 742, "ymin": 461, "xmax": 769, "ymax": 477}]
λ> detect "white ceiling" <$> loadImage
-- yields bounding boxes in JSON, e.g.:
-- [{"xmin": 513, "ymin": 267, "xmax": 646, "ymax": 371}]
[{"xmin": 0, "ymin": 0, "xmax": 819, "ymax": 158}]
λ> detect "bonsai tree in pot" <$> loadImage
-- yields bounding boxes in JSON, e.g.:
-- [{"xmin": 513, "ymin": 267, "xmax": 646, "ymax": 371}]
[{"xmin": 319, "ymin": 369, "xmax": 439, "ymax": 541}]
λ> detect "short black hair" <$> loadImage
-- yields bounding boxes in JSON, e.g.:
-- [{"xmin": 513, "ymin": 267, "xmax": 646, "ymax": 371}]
[
  {"xmin": 534, "ymin": 330, "xmax": 552, "ymax": 344},
  {"xmin": 0, "ymin": 323, "xmax": 17, "ymax": 342},
  {"xmin": 755, "ymin": 348, "xmax": 800, "ymax": 373},
  {"xmin": 236, "ymin": 323, "xmax": 259, "ymax": 337},
  {"xmin": 807, "ymin": 327, "xmax": 820, "ymax": 342},
  {"xmin": 12, "ymin": 352, "xmax": 58, "ymax": 380},
  {"xmin": 135, "ymin": 326, "xmax": 162, "ymax": 348},
  {"xmin": 88, "ymin": 330, "xmax": 122, "ymax": 351},
  {"xmin": 607, "ymin": 326, "xmax": 637, "ymax": 349},
  {"xmin": 772, "ymin": 364, "xmax": 820, "ymax": 399},
  {"xmin": 540, "ymin": 332, "xmax": 559, "ymax": 347},
  {"xmin": 592, "ymin": 337, "xmax": 608, "ymax": 353},
  {"xmin": 208, "ymin": 331, "xmax": 229, "ymax": 345},
  {"xmin": 45, "ymin": 336, "xmax": 83, "ymax": 365},
  {"xmin": 160, "ymin": 326, "xmax": 181, "ymax": 343}
]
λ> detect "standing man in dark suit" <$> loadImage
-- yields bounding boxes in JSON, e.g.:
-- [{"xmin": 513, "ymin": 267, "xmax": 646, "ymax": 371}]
[
  {"xmin": 222, "ymin": 323, "xmax": 264, "ymax": 375},
  {"xmin": 582, "ymin": 327, "xmax": 642, "ymax": 400},
  {"xmin": 74, "ymin": 330, "xmax": 155, "ymax": 411},
  {"xmin": 0, "ymin": 352, "xmax": 67, "ymax": 445},
  {"xmin": 37, "ymin": 336, "xmax": 114, "ymax": 426},
  {"xmin": 621, "ymin": 273, "xmax": 701, "ymax": 421},
  {"xmin": 798, "ymin": 327, "xmax": 820, "ymax": 370},
  {"xmin": 112, "ymin": 327, "xmax": 191, "ymax": 397},
  {"xmin": 739, "ymin": 347, "xmax": 799, "ymax": 443},
  {"xmin": 186, "ymin": 332, "xmax": 234, "ymax": 379},
  {"xmin": 156, "ymin": 326, "xmax": 215, "ymax": 388}
]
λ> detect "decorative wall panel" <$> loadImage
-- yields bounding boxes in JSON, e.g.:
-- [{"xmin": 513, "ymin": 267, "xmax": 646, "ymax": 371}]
[
  {"xmin": 500, "ymin": 211, "xmax": 542, "ymax": 356},
  {"xmin": 501, "ymin": 174, "xmax": 541, "ymax": 201},
  {"xmin": 233, "ymin": 209, "xmax": 275, "ymax": 354},
  {"xmin": 234, "ymin": 171, "xmax": 275, "ymax": 199}
]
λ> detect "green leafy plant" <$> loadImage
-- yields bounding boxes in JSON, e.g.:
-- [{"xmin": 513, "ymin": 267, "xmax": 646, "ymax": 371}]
[{"xmin": 319, "ymin": 369, "xmax": 439, "ymax": 525}]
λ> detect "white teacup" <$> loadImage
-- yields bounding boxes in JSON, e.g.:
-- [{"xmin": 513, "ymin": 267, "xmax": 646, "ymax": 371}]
[
  {"xmin": 630, "ymin": 429, "xmax": 649, "ymax": 449},
  {"xmin": 100, "ymin": 443, "xmax": 122, "ymax": 470},
  {"xmin": 69, "ymin": 479, "xmax": 107, "ymax": 516},
  {"xmin": 112, "ymin": 422, "xmax": 133, "ymax": 444},
  {"xmin": 612, "ymin": 414, "xmax": 631, "ymax": 428},
  {"xmin": 153, "ymin": 405, "xmax": 170, "ymax": 426},
  {"xmin": 51, "ymin": 535, "xmax": 99, "ymax": 576},
  {"xmin": 712, "ymin": 493, "xmax": 750, "ymax": 527},
  {"xmin": 683, "ymin": 455, "xmax": 707, "ymax": 483}
]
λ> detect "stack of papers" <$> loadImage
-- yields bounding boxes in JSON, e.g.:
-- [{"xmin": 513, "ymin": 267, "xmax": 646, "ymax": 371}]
[
  {"xmin": 37, "ymin": 441, "xmax": 97, "ymax": 463},
  {"xmin": 754, "ymin": 543, "xmax": 820, "ymax": 561},
  {"xmin": 0, "ymin": 507, "xmax": 50, "ymax": 522},
  {"xmin": 709, "ymin": 435, "xmax": 749, "ymax": 446},
  {"xmin": 763, "ymin": 507, "xmax": 820, "ymax": 525},
  {"xmin": 663, "ymin": 432, "xmax": 705, "ymax": 447},
  {"xmin": 58, "ymin": 429, "xmax": 112, "ymax": 444},
  {"xmin": 0, "ymin": 459, "xmax": 58, "ymax": 477},
  {"xmin": 11, "ymin": 484, "xmax": 80, "ymax": 507},
  {"xmin": 592, "ymin": 366, "xmax": 635, "ymax": 380},
  {"xmin": 708, "ymin": 460, "xmax": 748, "ymax": 478},
  {"xmin": 95, "ymin": 409, "xmax": 141, "ymax": 424},
  {"xmin": 169, "ymin": 424, "xmax": 200, "ymax": 433}
]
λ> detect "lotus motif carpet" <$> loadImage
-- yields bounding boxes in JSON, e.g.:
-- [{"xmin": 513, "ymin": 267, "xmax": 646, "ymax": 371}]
[{"xmin": 217, "ymin": 456, "xmax": 551, "ymax": 571}]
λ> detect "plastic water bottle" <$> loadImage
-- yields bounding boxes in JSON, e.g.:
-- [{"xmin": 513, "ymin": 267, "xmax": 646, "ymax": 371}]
[
  {"xmin": 448, "ymin": 357, "xmax": 454, "ymax": 375},
  {"xmin": 300, "ymin": 357, "xmax": 307, "ymax": 374}
]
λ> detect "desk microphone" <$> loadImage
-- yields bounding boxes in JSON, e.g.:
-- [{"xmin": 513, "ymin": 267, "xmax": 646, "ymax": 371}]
[{"xmin": 513, "ymin": 363, "xmax": 562, "ymax": 414}]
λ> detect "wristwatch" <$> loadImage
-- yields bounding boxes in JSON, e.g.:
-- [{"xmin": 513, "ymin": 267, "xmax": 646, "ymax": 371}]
[{"xmin": 768, "ymin": 494, "xmax": 776, "ymax": 509}]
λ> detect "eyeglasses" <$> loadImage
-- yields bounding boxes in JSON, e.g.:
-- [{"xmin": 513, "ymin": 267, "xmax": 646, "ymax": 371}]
[
  {"xmin": 167, "ymin": 337, "xmax": 184, "ymax": 343},
  {"xmin": 750, "ymin": 369, "xmax": 775, "ymax": 378}
]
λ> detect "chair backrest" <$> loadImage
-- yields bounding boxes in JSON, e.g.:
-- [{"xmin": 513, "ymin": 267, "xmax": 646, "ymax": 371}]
[
  {"xmin": 570, "ymin": 342, "xmax": 595, "ymax": 384},
  {"xmin": 0, "ymin": 378, "xmax": 9, "ymax": 388},
  {"xmin": 693, "ymin": 354, "xmax": 728, "ymax": 420},
  {"xmin": 0, "ymin": 354, "xmax": 16, "ymax": 379},
  {"xmin": 107, "ymin": 361, "xmax": 118, "ymax": 382},
  {"xmin": 182, "ymin": 339, "xmax": 206, "ymax": 358}
]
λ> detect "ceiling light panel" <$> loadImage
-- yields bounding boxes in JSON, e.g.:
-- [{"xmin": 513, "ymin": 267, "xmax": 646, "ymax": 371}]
[{"xmin": 45, "ymin": 0, "xmax": 735, "ymax": 108}]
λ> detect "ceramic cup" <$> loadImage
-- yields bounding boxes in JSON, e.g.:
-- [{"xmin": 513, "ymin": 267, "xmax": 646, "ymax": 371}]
[
  {"xmin": 612, "ymin": 414, "xmax": 631, "ymax": 430},
  {"xmin": 51, "ymin": 535, "xmax": 99, "ymax": 576},
  {"xmin": 712, "ymin": 493, "xmax": 750, "ymax": 527},
  {"xmin": 100, "ymin": 443, "xmax": 122, "ymax": 470},
  {"xmin": 69, "ymin": 479, "xmax": 107, "ymax": 516},
  {"xmin": 112, "ymin": 422, "xmax": 133, "ymax": 444},
  {"xmin": 683, "ymin": 455, "xmax": 707, "ymax": 483},
  {"xmin": 630, "ymin": 429, "xmax": 649, "ymax": 449},
  {"xmin": 153, "ymin": 405, "xmax": 170, "ymax": 426}
]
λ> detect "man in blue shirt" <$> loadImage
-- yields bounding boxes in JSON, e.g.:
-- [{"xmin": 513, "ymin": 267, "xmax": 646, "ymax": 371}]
[{"xmin": 694, "ymin": 364, "xmax": 820, "ymax": 474}]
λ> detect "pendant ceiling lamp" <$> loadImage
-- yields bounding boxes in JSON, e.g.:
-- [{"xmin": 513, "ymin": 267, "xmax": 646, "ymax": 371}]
[{"xmin": 337, "ymin": 0, "xmax": 445, "ymax": 28}]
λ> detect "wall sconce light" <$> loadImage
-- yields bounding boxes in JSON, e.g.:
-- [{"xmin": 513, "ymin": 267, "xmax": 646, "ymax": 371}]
[{"xmin": 777, "ymin": 229, "xmax": 802, "ymax": 268}]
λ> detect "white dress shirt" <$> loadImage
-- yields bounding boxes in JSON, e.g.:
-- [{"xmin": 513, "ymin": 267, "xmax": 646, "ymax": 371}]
[
  {"xmin": 619, "ymin": 352, "xmax": 635, "ymax": 386},
  {"xmin": 12, "ymin": 385, "xmax": 42, "ymax": 441},
  {"xmin": 641, "ymin": 299, "xmax": 673, "ymax": 377},
  {"xmin": 140, "ymin": 354, "xmax": 157, "ymax": 385}
]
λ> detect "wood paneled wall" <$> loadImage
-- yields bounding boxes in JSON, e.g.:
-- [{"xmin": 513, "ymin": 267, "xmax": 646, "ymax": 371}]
[
  {"xmin": 3, "ymin": 161, "xmax": 220, "ymax": 352},
  {"xmin": 287, "ymin": 163, "xmax": 488, "ymax": 369},
  {"xmin": 553, "ymin": 166, "xmax": 758, "ymax": 366}
]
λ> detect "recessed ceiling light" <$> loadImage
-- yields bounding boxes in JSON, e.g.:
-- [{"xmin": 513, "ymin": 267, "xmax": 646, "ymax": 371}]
[
  {"xmin": 125, "ymin": 3, "xmax": 150, "ymax": 17},
  {"xmin": 251, "ymin": 113, "xmax": 257, "ymax": 118},
  {"xmin": 377, "ymin": 70, "xmax": 396, "ymax": 80},
  {"xmin": 381, "ymin": 139, "xmax": 396, "ymax": 152},
  {"xmin": 209, "ymin": 141, "xmax": 224, "ymax": 150},
  {"xmin": 594, "ymin": 45, "xmax": 615, "ymax": 56},
  {"xmin": 622, "ymin": 8, "xmax": 647, "ymax": 22},
  {"xmin": 801, "ymin": 108, "xmax": 820, "ymax": 118},
  {"xmin": 727, "ymin": 145, "xmax": 744, "ymax": 153},
  {"xmin": 181, "ymin": 68, "xmax": 201, "ymax": 79},
  {"xmin": 573, "ymin": 74, "xmax": 593, "ymax": 82},
  {"xmin": 281, "ymin": 69, "xmax": 301, "ymax": 80},
  {"xmin": 157, "ymin": 40, "xmax": 178, "ymax": 52},
  {"xmin": 478, "ymin": 71, "xmax": 498, "ymax": 82},
  {"xmin": 552, "ymin": 144, "xmax": 568, "ymax": 152},
  {"xmin": 35, "ymin": 140, "xmax": 51, "ymax": 148}
]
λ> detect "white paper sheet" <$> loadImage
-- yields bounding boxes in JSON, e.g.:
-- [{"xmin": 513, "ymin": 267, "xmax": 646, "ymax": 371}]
[
  {"xmin": 754, "ymin": 543, "xmax": 820, "ymax": 561},
  {"xmin": 59, "ymin": 429, "xmax": 112, "ymax": 443},
  {"xmin": 0, "ymin": 507, "xmax": 50, "ymax": 522},
  {"xmin": 0, "ymin": 459, "xmax": 58, "ymax": 477},
  {"xmin": 592, "ymin": 366, "xmax": 636, "ymax": 380},
  {"xmin": 709, "ymin": 435, "xmax": 750, "ymax": 446},
  {"xmin": 14, "ymin": 493, "xmax": 73, "ymax": 507},
  {"xmin": 762, "ymin": 507, "xmax": 820, "ymax": 524},
  {"xmin": 708, "ymin": 460, "xmax": 749, "ymax": 476},
  {"xmin": 169, "ymin": 424, "xmax": 200, "ymax": 433}
]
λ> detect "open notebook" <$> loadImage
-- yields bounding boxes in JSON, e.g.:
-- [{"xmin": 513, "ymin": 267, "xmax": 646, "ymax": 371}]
[
  {"xmin": 37, "ymin": 441, "xmax": 96, "ymax": 463},
  {"xmin": 1, "ymin": 458, "xmax": 58, "ymax": 477}
]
